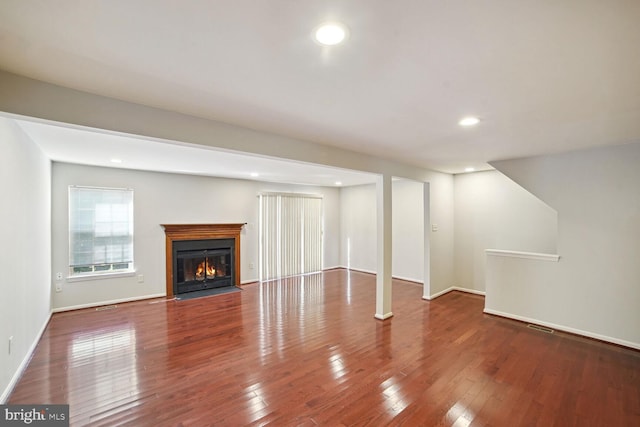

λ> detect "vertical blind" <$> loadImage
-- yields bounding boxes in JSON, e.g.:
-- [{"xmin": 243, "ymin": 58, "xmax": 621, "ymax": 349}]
[
  {"xmin": 69, "ymin": 186, "xmax": 134, "ymax": 275},
  {"xmin": 259, "ymin": 193, "xmax": 323, "ymax": 280}
]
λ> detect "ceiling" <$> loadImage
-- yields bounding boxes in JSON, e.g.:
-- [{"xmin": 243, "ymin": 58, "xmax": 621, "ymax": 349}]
[
  {"xmin": 1, "ymin": 1, "xmax": 639, "ymax": 176},
  {"xmin": 15, "ymin": 119, "xmax": 377, "ymax": 187}
]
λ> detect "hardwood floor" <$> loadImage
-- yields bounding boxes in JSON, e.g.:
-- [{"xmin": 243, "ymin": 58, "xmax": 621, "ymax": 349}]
[{"xmin": 9, "ymin": 269, "xmax": 640, "ymax": 426}]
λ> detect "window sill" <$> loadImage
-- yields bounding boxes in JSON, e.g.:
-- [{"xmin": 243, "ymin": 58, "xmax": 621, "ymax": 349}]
[{"xmin": 66, "ymin": 270, "xmax": 136, "ymax": 283}]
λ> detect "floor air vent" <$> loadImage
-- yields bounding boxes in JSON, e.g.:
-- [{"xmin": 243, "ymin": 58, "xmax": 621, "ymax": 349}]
[
  {"xmin": 527, "ymin": 324, "xmax": 554, "ymax": 334},
  {"xmin": 96, "ymin": 305, "xmax": 117, "ymax": 311}
]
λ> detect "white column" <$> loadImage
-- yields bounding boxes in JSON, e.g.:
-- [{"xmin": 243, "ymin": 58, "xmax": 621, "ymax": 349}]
[
  {"xmin": 375, "ymin": 173, "xmax": 393, "ymax": 320},
  {"xmin": 422, "ymin": 182, "xmax": 432, "ymax": 300}
]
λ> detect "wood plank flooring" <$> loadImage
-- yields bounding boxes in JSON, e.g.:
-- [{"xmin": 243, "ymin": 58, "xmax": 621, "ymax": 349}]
[{"xmin": 8, "ymin": 269, "xmax": 640, "ymax": 426}]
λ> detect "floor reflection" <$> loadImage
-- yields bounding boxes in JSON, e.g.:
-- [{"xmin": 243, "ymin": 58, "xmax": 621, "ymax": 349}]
[
  {"xmin": 70, "ymin": 325, "xmax": 135, "ymax": 362},
  {"xmin": 380, "ymin": 375, "xmax": 410, "ymax": 415},
  {"xmin": 68, "ymin": 322, "xmax": 139, "ymax": 405},
  {"xmin": 328, "ymin": 351, "xmax": 347, "ymax": 380},
  {"xmin": 446, "ymin": 401, "xmax": 473, "ymax": 426},
  {"xmin": 257, "ymin": 273, "xmax": 324, "ymax": 363},
  {"xmin": 242, "ymin": 382, "xmax": 270, "ymax": 423}
]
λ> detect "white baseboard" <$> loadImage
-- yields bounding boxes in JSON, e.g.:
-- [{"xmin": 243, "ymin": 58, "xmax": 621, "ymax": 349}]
[
  {"xmin": 374, "ymin": 312, "xmax": 393, "ymax": 320},
  {"xmin": 343, "ymin": 267, "xmax": 377, "ymax": 276},
  {"xmin": 331, "ymin": 267, "xmax": 423, "ymax": 284},
  {"xmin": 424, "ymin": 286, "xmax": 486, "ymax": 300},
  {"xmin": 425, "ymin": 287, "xmax": 452, "ymax": 300},
  {"xmin": 1, "ymin": 311, "xmax": 52, "ymax": 403},
  {"xmin": 392, "ymin": 275, "xmax": 423, "ymax": 284},
  {"xmin": 52, "ymin": 293, "xmax": 166, "ymax": 313},
  {"xmin": 483, "ymin": 308, "xmax": 640, "ymax": 351},
  {"xmin": 451, "ymin": 286, "xmax": 486, "ymax": 296}
]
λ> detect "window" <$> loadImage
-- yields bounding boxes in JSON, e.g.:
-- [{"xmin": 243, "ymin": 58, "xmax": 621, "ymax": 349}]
[
  {"xmin": 259, "ymin": 193, "xmax": 323, "ymax": 281},
  {"xmin": 69, "ymin": 186, "xmax": 134, "ymax": 277}
]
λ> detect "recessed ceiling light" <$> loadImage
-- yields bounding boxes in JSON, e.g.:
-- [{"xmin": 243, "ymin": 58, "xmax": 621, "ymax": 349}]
[
  {"xmin": 459, "ymin": 117, "xmax": 480, "ymax": 127},
  {"xmin": 464, "ymin": 167, "xmax": 475, "ymax": 173},
  {"xmin": 314, "ymin": 22, "xmax": 348, "ymax": 46},
  {"xmin": 335, "ymin": 181, "xmax": 343, "ymax": 186},
  {"xmin": 250, "ymin": 172, "xmax": 259, "ymax": 177},
  {"xmin": 111, "ymin": 158, "xmax": 122, "ymax": 163}
]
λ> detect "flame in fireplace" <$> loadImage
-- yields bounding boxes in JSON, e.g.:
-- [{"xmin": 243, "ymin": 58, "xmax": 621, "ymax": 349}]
[{"xmin": 195, "ymin": 261, "xmax": 216, "ymax": 279}]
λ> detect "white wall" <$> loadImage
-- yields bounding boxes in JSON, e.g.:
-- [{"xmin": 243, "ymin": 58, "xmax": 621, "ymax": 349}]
[
  {"xmin": 340, "ymin": 174, "xmax": 454, "ymax": 294},
  {"xmin": 340, "ymin": 184, "xmax": 377, "ymax": 273},
  {"xmin": 0, "ymin": 117, "xmax": 51, "ymax": 402},
  {"xmin": 392, "ymin": 179, "xmax": 424, "ymax": 282},
  {"xmin": 454, "ymin": 170, "xmax": 558, "ymax": 292},
  {"xmin": 428, "ymin": 172, "xmax": 455, "ymax": 296},
  {"xmin": 488, "ymin": 142, "xmax": 640, "ymax": 348},
  {"xmin": 51, "ymin": 163, "xmax": 341, "ymax": 310}
]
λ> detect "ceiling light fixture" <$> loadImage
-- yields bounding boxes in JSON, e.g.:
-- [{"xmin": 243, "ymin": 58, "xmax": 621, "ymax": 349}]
[
  {"xmin": 250, "ymin": 172, "xmax": 259, "ymax": 177},
  {"xmin": 314, "ymin": 22, "xmax": 348, "ymax": 46},
  {"xmin": 110, "ymin": 158, "xmax": 122, "ymax": 163},
  {"xmin": 459, "ymin": 117, "xmax": 480, "ymax": 127},
  {"xmin": 335, "ymin": 181, "xmax": 343, "ymax": 186},
  {"xmin": 464, "ymin": 167, "xmax": 475, "ymax": 173}
]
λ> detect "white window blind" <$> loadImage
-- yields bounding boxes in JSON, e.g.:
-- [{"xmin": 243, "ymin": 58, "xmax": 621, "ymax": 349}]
[
  {"xmin": 259, "ymin": 193, "xmax": 323, "ymax": 281},
  {"xmin": 69, "ymin": 186, "xmax": 134, "ymax": 276}
]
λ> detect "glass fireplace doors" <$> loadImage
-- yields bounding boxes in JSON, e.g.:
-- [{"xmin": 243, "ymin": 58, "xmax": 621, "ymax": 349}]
[{"xmin": 172, "ymin": 239, "xmax": 234, "ymax": 294}]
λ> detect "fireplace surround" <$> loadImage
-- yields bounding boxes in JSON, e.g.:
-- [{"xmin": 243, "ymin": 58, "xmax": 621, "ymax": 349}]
[{"xmin": 161, "ymin": 223, "xmax": 245, "ymax": 297}]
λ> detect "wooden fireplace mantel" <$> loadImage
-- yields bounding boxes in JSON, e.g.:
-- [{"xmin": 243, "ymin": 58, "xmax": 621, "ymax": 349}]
[{"xmin": 161, "ymin": 223, "xmax": 245, "ymax": 297}]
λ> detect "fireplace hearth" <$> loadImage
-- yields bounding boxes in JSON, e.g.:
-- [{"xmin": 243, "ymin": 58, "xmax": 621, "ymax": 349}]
[{"xmin": 161, "ymin": 224, "xmax": 245, "ymax": 297}]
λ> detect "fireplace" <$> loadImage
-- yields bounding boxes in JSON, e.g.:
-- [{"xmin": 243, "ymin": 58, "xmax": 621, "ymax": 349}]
[
  {"xmin": 161, "ymin": 224, "xmax": 245, "ymax": 297},
  {"xmin": 174, "ymin": 239, "xmax": 234, "ymax": 294}
]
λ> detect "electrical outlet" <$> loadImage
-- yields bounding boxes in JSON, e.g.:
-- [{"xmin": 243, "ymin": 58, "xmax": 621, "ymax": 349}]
[
  {"xmin": 8, "ymin": 336, "xmax": 13, "ymax": 355},
  {"xmin": 137, "ymin": 274, "xmax": 144, "ymax": 283},
  {"xmin": 56, "ymin": 272, "xmax": 63, "ymax": 281},
  {"xmin": 249, "ymin": 263, "xmax": 255, "ymax": 270},
  {"xmin": 55, "ymin": 283, "xmax": 62, "ymax": 293},
  {"xmin": 431, "ymin": 224, "xmax": 439, "ymax": 232}
]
